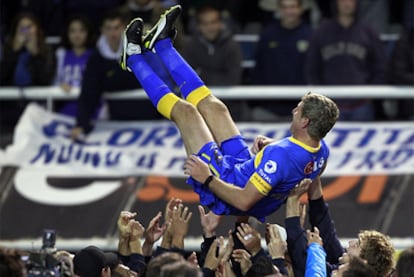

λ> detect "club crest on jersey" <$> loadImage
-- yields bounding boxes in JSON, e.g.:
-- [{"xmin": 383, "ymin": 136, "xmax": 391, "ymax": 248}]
[
  {"xmin": 304, "ymin": 161, "xmax": 313, "ymax": 174},
  {"xmin": 264, "ymin": 160, "xmax": 277, "ymax": 174}
]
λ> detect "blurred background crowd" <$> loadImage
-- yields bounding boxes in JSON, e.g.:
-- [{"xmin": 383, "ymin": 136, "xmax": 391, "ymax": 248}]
[
  {"xmin": 0, "ymin": 0, "xmax": 413, "ymax": 137},
  {"xmin": 0, "ymin": 1, "xmax": 413, "ymax": 276}
]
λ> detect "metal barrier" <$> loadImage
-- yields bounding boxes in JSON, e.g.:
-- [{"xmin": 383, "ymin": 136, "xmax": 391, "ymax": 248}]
[{"xmin": 1, "ymin": 85, "xmax": 413, "ymax": 112}]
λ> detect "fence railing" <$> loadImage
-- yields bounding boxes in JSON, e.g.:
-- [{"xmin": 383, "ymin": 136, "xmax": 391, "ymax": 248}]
[{"xmin": 1, "ymin": 86, "xmax": 413, "ymax": 112}]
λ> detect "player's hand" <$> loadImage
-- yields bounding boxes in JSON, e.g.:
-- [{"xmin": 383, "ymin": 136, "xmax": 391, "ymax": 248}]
[
  {"xmin": 251, "ymin": 135, "xmax": 273, "ymax": 154},
  {"xmin": 184, "ymin": 155, "xmax": 210, "ymax": 183}
]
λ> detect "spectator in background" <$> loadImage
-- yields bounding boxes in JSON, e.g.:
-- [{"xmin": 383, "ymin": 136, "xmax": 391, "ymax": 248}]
[
  {"xmin": 71, "ymin": 10, "xmax": 159, "ymax": 140},
  {"xmin": 0, "ymin": 12, "xmax": 56, "ymax": 131},
  {"xmin": 358, "ymin": 0, "xmax": 393, "ymax": 34},
  {"xmin": 0, "ymin": 12, "xmax": 55, "ymax": 87},
  {"xmin": 180, "ymin": 0, "xmax": 241, "ymax": 34},
  {"xmin": 54, "ymin": 16, "xmax": 95, "ymax": 117},
  {"xmin": 181, "ymin": 5, "xmax": 244, "ymax": 120},
  {"xmin": 182, "ymin": 5, "xmax": 242, "ymax": 86},
  {"xmin": 253, "ymin": 0, "xmax": 311, "ymax": 85},
  {"xmin": 55, "ymin": 16, "xmax": 95, "ymax": 93},
  {"xmin": 258, "ymin": 0, "xmax": 320, "ymax": 26},
  {"xmin": 305, "ymin": 0, "xmax": 386, "ymax": 121},
  {"xmin": 64, "ymin": 0, "xmax": 124, "ymax": 33},
  {"xmin": 251, "ymin": 0, "xmax": 312, "ymax": 120},
  {"xmin": 389, "ymin": 27, "xmax": 414, "ymax": 120}
]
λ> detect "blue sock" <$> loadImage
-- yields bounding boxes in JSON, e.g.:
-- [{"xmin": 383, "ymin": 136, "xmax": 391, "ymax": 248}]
[
  {"xmin": 154, "ymin": 38, "xmax": 205, "ymax": 98},
  {"xmin": 144, "ymin": 51, "xmax": 176, "ymax": 92},
  {"xmin": 127, "ymin": 53, "xmax": 180, "ymax": 119},
  {"xmin": 128, "ymin": 54, "xmax": 171, "ymax": 107}
]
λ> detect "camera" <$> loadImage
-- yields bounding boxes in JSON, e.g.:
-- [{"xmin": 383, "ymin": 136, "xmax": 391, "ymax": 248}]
[
  {"xmin": 25, "ymin": 229, "xmax": 72, "ymax": 277},
  {"xmin": 42, "ymin": 229, "xmax": 56, "ymax": 251}
]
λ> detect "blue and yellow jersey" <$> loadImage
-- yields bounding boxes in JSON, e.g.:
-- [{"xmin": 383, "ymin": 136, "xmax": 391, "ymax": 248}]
[
  {"xmin": 231, "ymin": 136, "xmax": 329, "ymax": 218},
  {"xmin": 187, "ymin": 135, "xmax": 330, "ymax": 220}
]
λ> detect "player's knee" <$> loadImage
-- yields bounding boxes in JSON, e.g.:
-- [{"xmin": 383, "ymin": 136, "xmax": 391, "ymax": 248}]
[
  {"xmin": 199, "ymin": 96, "xmax": 229, "ymax": 116},
  {"xmin": 172, "ymin": 100, "xmax": 198, "ymax": 121}
]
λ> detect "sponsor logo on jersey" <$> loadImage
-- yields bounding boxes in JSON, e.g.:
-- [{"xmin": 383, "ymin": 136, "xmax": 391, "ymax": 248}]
[
  {"xmin": 258, "ymin": 169, "xmax": 272, "ymax": 184},
  {"xmin": 264, "ymin": 160, "xmax": 277, "ymax": 174}
]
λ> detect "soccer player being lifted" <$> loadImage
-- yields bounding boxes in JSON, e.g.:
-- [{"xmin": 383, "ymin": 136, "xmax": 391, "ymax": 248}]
[{"xmin": 120, "ymin": 5, "xmax": 339, "ymax": 222}]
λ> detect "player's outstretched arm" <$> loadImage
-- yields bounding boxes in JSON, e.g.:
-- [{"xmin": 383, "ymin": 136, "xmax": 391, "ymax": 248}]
[{"xmin": 184, "ymin": 155, "xmax": 264, "ymax": 211}]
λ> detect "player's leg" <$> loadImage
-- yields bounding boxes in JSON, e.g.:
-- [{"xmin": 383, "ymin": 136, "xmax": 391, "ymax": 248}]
[
  {"xmin": 144, "ymin": 5, "xmax": 241, "ymax": 145},
  {"xmin": 121, "ymin": 18, "xmax": 213, "ymax": 156}
]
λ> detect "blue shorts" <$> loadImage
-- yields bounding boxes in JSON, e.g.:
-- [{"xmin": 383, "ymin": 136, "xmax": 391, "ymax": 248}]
[{"xmin": 186, "ymin": 135, "xmax": 252, "ymax": 216}]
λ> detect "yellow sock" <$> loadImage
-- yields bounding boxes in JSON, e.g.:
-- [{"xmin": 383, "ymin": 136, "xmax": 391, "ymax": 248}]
[
  {"xmin": 157, "ymin": 93, "xmax": 180, "ymax": 119},
  {"xmin": 186, "ymin": 85, "xmax": 211, "ymax": 106}
]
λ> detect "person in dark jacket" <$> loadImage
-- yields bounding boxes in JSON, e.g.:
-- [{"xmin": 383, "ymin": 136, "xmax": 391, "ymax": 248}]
[
  {"xmin": 181, "ymin": 5, "xmax": 242, "ymax": 86},
  {"xmin": 305, "ymin": 0, "xmax": 387, "ymax": 121},
  {"xmin": 70, "ymin": 10, "xmax": 160, "ymax": 140},
  {"xmin": 0, "ymin": 12, "xmax": 55, "ymax": 131},
  {"xmin": 389, "ymin": 27, "xmax": 414, "ymax": 120},
  {"xmin": 251, "ymin": 0, "xmax": 312, "ymax": 120},
  {"xmin": 0, "ymin": 12, "xmax": 55, "ymax": 87},
  {"xmin": 181, "ymin": 5, "xmax": 244, "ymax": 120},
  {"xmin": 252, "ymin": 0, "xmax": 311, "ymax": 86}
]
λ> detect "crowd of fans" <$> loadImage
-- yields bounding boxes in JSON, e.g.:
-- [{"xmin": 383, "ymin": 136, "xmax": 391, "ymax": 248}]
[
  {"xmin": 0, "ymin": 0, "xmax": 413, "ymax": 134},
  {"xmin": 0, "ymin": 178, "xmax": 413, "ymax": 276},
  {"xmin": 0, "ymin": 2, "xmax": 412, "ymax": 276}
]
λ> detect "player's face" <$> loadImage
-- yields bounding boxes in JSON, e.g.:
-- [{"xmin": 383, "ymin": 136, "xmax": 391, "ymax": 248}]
[
  {"xmin": 290, "ymin": 101, "xmax": 304, "ymax": 134},
  {"xmin": 197, "ymin": 10, "xmax": 223, "ymax": 42}
]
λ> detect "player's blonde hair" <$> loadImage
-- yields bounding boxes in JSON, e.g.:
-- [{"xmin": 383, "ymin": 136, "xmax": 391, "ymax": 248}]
[{"xmin": 301, "ymin": 92, "xmax": 339, "ymax": 140}]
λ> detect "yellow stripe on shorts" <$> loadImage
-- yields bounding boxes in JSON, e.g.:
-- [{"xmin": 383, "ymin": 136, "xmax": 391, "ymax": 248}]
[{"xmin": 201, "ymin": 153, "xmax": 211, "ymax": 161}]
